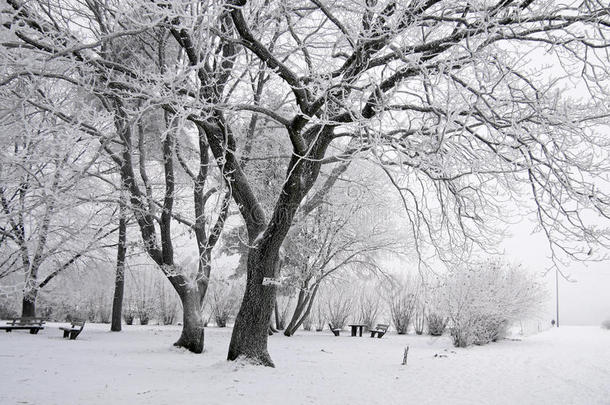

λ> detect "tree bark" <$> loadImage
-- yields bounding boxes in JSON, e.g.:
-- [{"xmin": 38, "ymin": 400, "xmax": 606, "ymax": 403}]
[
  {"xmin": 274, "ymin": 299, "xmax": 282, "ymax": 330},
  {"xmin": 226, "ymin": 254, "xmax": 278, "ymax": 366},
  {"xmin": 21, "ymin": 291, "xmax": 36, "ymax": 317},
  {"xmin": 110, "ymin": 203, "xmax": 127, "ymax": 332},
  {"xmin": 284, "ymin": 287, "xmax": 307, "ymax": 336},
  {"xmin": 284, "ymin": 283, "xmax": 320, "ymax": 336},
  {"xmin": 173, "ymin": 287, "xmax": 205, "ymax": 353}
]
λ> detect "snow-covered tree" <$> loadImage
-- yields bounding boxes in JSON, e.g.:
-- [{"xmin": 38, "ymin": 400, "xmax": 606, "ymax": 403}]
[{"xmin": 2, "ymin": 0, "xmax": 609, "ymax": 366}]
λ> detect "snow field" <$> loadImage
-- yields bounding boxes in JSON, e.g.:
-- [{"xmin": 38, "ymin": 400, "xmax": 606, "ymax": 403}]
[{"xmin": 0, "ymin": 324, "xmax": 608, "ymax": 405}]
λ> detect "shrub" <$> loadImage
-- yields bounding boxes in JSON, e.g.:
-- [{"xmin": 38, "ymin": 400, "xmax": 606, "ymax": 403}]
[
  {"xmin": 602, "ymin": 319, "xmax": 610, "ymax": 330},
  {"xmin": 208, "ymin": 276, "xmax": 242, "ymax": 327},
  {"xmin": 311, "ymin": 298, "xmax": 326, "ymax": 331},
  {"xmin": 0, "ymin": 295, "xmax": 19, "ymax": 319},
  {"xmin": 97, "ymin": 293, "xmax": 112, "ymax": 324},
  {"xmin": 123, "ymin": 312, "xmax": 135, "ymax": 325},
  {"xmin": 302, "ymin": 315, "xmax": 312, "ymax": 331},
  {"xmin": 358, "ymin": 290, "xmax": 381, "ymax": 330},
  {"xmin": 388, "ymin": 292, "xmax": 416, "ymax": 334},
  {"xmin": 413, "ymin": 305, "xmax": 425, "ymax": 335},
  {"xmin": 450, "ymin": 315, "xmax": 509, "ymax": 347},
  {"xmin": 157, "ymin": 280, "xmax": 179, "ymax": 325},
  {"xmin": 123, "ymin": 299, "xmax": 137, "ymax": 325},
  {"xmin": 426, "ymin": 312, "xmax": 448, "ymax": 336},
  {"xmin": 138, "ymin": 311, "xmax": 151, "ymax": 325},
  {"xmin": 443, "ymin": 259, "xmax": 546, "ymax": 348},
  {"xmin": 326, "ymin": 286, "xmax": 353, "ymax": 329}
]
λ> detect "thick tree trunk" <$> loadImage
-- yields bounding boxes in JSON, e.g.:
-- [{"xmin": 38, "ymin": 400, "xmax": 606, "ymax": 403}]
[
  {"xmin": 21, "ymin": 292, "xmax": 36, "ymax": 317},
  {"xmin": 227, "ymin": 253, "xmax": 278, "ymax": 366},
  {"xmin": 111, "ymin": 209, "xmax": 127, "ymax": 332},
  {"xmin": 173, "ymin": 288, "xmax": 205, "ymax": 353}
]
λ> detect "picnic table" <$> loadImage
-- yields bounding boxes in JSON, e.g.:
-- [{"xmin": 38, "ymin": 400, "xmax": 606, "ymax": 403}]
[
  {"xmin": 0, "ymin": 317, "xmax": 46, "ymax": 334},
  {"xmin": 348, "ymin": 323, "xmax": 367, "ymax": 337}
]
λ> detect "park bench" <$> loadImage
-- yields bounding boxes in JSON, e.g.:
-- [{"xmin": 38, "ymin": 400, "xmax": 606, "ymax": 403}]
[
  {"xmin": 59, "ymin": 321, "xmax": 85, "ymax": 340},
  {"xmin": 328, "ymin": 323, "xmax": 341, "ymax": 336},
  {"xmin": 370, "ymin": 323, "xmax": 389, "ymax": 338},
  {"xmin": 0, "ymin": 317, "xmax": 46, "ymax": 334}
]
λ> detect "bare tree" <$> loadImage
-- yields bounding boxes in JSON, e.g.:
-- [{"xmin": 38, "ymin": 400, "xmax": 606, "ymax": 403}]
[
  {"xmin": 111, "ymin": 198, "xmax": 128, "ymax": 331},
  {"xmin": 283, "ymin": 197, "xmax": 395, "ymax": 336},
  {"xmin": 0, "ymin": 84, "xmax": 118, "ymax": 316}
]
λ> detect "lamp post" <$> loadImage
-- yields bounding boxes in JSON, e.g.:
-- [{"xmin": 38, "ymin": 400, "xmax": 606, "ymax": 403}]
[{"xmin": 555, "ymin": 268, "xmax": 560, "ymax": 328}]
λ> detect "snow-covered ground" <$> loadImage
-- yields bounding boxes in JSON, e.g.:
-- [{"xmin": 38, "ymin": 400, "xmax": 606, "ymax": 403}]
[{"xmin": 1, "ymin": 324, "xmax": 608, "ymax": 405}]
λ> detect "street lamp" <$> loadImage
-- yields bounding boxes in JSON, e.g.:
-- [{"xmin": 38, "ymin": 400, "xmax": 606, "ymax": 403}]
[{"xmin": 555, "ymin": 268, "xmax": 560, "ymax": 328}]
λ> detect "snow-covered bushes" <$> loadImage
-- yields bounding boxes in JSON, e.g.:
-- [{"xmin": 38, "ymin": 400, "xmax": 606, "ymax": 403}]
[
  {"xmin": 602, "ymin": 319, "xmax": 610, "ymax": 330},
  {"xmin": 386, "ymin": 277, "xmax": 418, "ymax": 334},
  {"xmin": 128, "ymin": 269, "xmax": 157, "ymax": 325},
  {"xmin": 311, "ymin": 298, "xmax": 326, "ymax": 331},
  {"xmin": 157, "ymin": 279, "xmax": 179, "ymax": 325},
  {"xmin": 388, "ymin": 292, "xmax": 416, "ymax": 334},
  {"xmin": 208, "ymin": 277, "xmax": 242, "ymax": 327},
  {"xmin": 442, "ymin": 260, "xmax": 546, "ymax": 347},
  {"xmin": 302, "ymin": 315, "xmax": 313, "ymax": 331},
  {"xmin": 426, "ymin": 313, "xmax": 448, "ymax": 336},
  {"xmin": 0, "ymin": 294, "xmax": 19, "ymax": 318},
  {"xmin": 413, "ymin": 304, "xmax": 426, "ymax": 335},
  {"xmin": 326, "ymin": 286, "xmax": 352, "ymax": 329},
  {"xmin": 123, "ymin": 304, "xmax": 136, "ymax": 325},
  {"xmin": 450, "ymin": 315, "xmax": 509, "ymax": 347},
  {"xmin": 358, "ymin": 290, "xmax": 381, "ymax": 330}
]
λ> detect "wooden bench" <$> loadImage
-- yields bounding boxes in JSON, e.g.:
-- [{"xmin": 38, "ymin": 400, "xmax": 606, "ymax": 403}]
[
  {"xmin": 0, "ymin": 317, "xmax": 46, "ymax": 334},
  {"xmin": 370, "ymin": 323, "xmax": 389, "ymax": 338},
  {"xmin": 59, "ymin": 321, "xmax": 85, "ymax": 340},
  {"xmin": 328, "ymin": 323, "xmax": 341, "ymax": 336}
]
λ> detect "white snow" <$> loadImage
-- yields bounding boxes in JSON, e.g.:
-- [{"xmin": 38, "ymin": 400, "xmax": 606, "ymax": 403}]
[{"xmin": 1, "ymin": 324, "xmax": 608, "ymax": 404}]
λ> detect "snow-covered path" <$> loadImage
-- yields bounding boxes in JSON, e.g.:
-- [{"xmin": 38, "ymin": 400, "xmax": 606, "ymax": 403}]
[{"xmin": 0, "ymin": 324, "xmax": 608, "ymax": 404}]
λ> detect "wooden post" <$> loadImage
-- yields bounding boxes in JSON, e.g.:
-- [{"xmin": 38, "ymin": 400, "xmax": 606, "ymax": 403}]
[{"xmin": 402, "ymin": 346, "xmax": 409, "ymax": 366}]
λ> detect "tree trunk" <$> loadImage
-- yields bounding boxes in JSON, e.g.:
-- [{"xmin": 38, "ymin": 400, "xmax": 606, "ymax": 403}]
[
  {"xmin": 274, "ymin": 299, "xmax": 282, "ymax": 330},
  {"xmin": 21, "ymin": 291, "xmax": 36, "ymax": 317},
  {"xmin": 111, "ymin": 207, "xmax": 127, "ymax": 332},
  {"xmin": 218, "ymin": 123, "xmax": 334, "ymax": 366},
  {"xmin": 284, "ymin": 288, "xmax": 307, "ymax": 336},
  {"xmin": 227, "ymin": 253, "xmax": 278, "ymax": 366},
  {"xmin": 173, "ymin": 287, "xmax": 205, "ymax": 353},
  {"xmin": 284, "ymin": 284, "xmax": 320, "ymax": 336}
]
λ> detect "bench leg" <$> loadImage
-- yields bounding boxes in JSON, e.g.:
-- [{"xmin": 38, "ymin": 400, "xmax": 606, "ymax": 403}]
[
  {"xmin": 370, "ymin": 331, "xmax": 376, "ymax": 338},
  {"xmin": 63, "ymin": 330, "xmax": 69, "ymax": 338},
  {"xmin": 30, "ymin": 329, "xmax": 39, "ymax": 334},
  {"xmin": 378, "ymin": 332, "xmax": 385, "ymax": 338},
  {"xmin": 69, "ymin": 331, "xmax": 80, "ymax": 340},
  {"xmin": 5, "ymin": 329, "xmax": 11, "ymax": 333}
]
